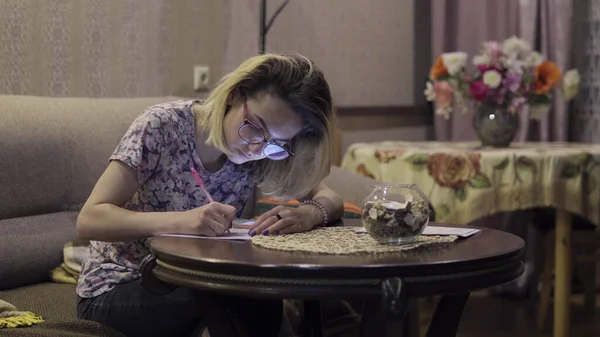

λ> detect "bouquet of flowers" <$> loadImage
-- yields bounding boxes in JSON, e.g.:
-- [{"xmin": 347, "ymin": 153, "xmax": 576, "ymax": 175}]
[{"xmin": 425, "ymin": 36, "xmax": 580, "ymax": 119}]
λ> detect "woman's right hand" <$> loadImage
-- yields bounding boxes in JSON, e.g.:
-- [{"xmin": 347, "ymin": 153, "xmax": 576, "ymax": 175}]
[
  {"xmin": 178, "ymin": 202, "xmax": 237, "ymax": 236},
  {"xmin": 77, "ymin": 160, "xmax": 239, "ymax": 242}
]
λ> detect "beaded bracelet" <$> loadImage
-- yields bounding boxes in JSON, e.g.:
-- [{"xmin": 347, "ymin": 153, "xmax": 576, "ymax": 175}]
[{"xmin": 301, "ymin": 199, "xmax": 328, "ymax": 227}]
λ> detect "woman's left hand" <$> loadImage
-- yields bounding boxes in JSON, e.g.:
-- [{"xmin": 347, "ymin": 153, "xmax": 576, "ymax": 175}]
[{"xmin": 249, "ymin": 205, "xmax": 322, "ymax": 236}]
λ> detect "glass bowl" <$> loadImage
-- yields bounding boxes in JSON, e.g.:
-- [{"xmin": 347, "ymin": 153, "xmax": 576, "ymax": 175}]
[{"xmin": 361, "ymin": 183, "xmax": 430, "ymax": 245}]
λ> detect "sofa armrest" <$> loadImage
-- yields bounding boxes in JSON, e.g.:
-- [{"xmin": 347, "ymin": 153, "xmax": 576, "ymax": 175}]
[{"xmin": 322, "ymin": 166, "xmax": 375, "ymax": 206}]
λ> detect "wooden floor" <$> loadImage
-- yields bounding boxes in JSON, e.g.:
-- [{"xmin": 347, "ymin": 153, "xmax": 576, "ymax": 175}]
[
  {"xmin": 454, "ymin": 293, "xmax": 600, "ymax": 337},
  {"xmin": 330, "ymin": 293, "xmax": 600, "ymax": 337}
]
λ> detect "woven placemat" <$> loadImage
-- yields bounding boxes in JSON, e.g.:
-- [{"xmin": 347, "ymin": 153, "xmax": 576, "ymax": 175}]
[{"xmin": 251, "ymin": 227, "xmax": 458, "ymax": 255}]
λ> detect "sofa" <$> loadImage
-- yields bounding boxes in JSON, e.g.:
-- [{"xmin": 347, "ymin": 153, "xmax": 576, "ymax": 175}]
[{"xmin": 0, "ymin": 95, "xmax": 384, "ymax": 336}]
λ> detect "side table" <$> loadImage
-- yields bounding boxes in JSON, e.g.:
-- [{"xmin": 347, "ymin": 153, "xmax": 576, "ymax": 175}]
[{"xmin": 141, "ymin": 219, "xmax": 524, "ymax": 337}]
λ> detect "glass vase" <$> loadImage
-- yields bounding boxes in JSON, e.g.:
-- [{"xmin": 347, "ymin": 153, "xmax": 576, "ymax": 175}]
[
  {"xmin": 361, "ymin": 184, "xmax": 430, "ymax": 245},
  {"xmin": 472, "ymin": 103, "xmax": 520, "ymax": 147}
]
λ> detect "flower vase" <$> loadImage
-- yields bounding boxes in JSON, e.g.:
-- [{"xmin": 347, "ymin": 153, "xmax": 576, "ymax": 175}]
[{"xmin": 472, "ymin": 103, "xmax": 519, "ymax": 147}]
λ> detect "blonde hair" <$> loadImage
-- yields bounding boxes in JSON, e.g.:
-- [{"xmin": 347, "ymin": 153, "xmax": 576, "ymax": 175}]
[{"xmin": 197, "ymin": 53, "xmax": 334, "ymax": 199}]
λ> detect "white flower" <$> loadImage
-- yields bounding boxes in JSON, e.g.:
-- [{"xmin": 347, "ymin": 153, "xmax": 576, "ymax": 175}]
[
  {"xmin": 526, "ymin": 51, "xmax": 544, "ymax": 67},
  {"xmin": 502, "ymin": 36, "xmax": 532, "ymax": 58},
  {"xmin": 563, "ymin": 69, "xmax": 580, "ymax": 86},
  {"xmin": 483, "ymin": 70, "xmax": 502, "ymax": 89},
  {"xmin": 436, "ymin": 105, "xmax": 453, "ymax": 119},
  {"xmin": 473, "ymin": 54, "xmax": 490, "ymax": 66},
  {"xmin": 424, "ymin": 81, "xmax": 435, "ymax": 101},
  {"xmin": 562, "ymin": 69, "xmax": 580, "ymax": 101},
  {"xmin": 530, "ymin": 104, "xmax": 551, "ymax": 120},
  {"xmin": 502, "ymin": 55, "xmax": 527, "ymax": 74},
  {"xmin": 441, "ymin": 52, "xmax": 468, "ymax": 75}
]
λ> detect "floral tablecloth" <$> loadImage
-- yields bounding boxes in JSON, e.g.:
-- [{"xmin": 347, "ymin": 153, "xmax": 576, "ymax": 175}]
[{"xmin": 341, "ymin": 141, "xmax": 600, "ymax": 226}]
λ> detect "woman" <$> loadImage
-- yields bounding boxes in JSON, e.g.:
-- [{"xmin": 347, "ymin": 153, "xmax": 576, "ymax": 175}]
[{"xmin": 75, "ymin": 53, "xmax": 344, "ymax": 337}]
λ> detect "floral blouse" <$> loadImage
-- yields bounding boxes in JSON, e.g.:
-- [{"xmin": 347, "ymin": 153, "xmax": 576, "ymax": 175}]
[{"xmin": 76, "ymin": 100, "xmax": 259, "ymax": 298}]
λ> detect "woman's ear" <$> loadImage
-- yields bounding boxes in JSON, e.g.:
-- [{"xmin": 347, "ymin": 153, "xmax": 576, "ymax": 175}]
[{"xmin": 227, "ymin": 88, "xmax": 243, "ymax": 106}]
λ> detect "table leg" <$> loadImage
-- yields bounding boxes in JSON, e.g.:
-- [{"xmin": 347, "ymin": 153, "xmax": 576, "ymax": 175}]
[
  {"xmin": 303, "ymin": 300, "xmax": 324, "ymax": 337},
  {"xmin": 359, "ymin": 299, "xmax": 388, "ymax": 336},
  {"xmin": 194, "ymin": 291, "xmax": 246, "ymax": 337},
  {"xmin": 403, "ymin": 298, "xmax": 421, "ymax": 337},
  {"xmin": 582, "ymin": 250, "xmax": 598, "ymax": 313},
  {"xmin": 554, "ymin": 209, "xmax": 572, "ymax": 337},
  {"xmin": 359, "ymin": 277, "xmax": 411, "ymax": 337},
  {"xmin": 425, "ymin": 293, "xmax": 470, "ymax": 337}
]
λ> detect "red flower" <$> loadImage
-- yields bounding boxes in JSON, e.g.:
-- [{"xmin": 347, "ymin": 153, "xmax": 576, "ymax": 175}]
[
  {"xmin": 469, "ymin": 81, "xmax": 488, "ymax": 102},
  {"xmin": 477, "ymin": 64, "xmax": 502, "ymax": 74}
]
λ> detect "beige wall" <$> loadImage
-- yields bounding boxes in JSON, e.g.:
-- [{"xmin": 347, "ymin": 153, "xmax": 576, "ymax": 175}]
[
  {"xmin": 0, "ymin": 0, "xmax": 229, "ymax": 99},
  {"xmin": 263, "ymin": 0, "xmax": 415, "ymax": 106},
  {"xmin": 0, "ymin": 0, "xmax": 432, "ymax": 148},
  {"xmin": 0, "ymin": 0, "xmax": 427, "ymax": 105}
]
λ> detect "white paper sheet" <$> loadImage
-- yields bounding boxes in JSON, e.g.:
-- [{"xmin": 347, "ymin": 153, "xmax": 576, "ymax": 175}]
[
  {"xmin": 354, "ymin": 226, "xmax": 480, "ymax": 238},
  {"xmin": 160, "ymin": 227, "xmax": 252, "ymax": 241}
]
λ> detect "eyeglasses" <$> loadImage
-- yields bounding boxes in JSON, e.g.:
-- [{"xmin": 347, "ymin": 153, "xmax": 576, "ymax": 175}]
[{"xmin": 238, "ymin": 103, "xmax": 294, "ymax": 160}]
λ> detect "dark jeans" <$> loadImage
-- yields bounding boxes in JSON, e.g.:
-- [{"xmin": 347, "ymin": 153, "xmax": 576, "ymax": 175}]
[{"xmin": 77, "ymin": 280, "xmax": 283, "ymax": 337}]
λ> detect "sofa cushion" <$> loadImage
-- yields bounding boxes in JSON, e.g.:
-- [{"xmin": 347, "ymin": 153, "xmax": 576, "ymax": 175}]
[
  {"xmin": 0, "ymin": 212, "xmax": 78, "ymax": 290},
  {"xmin": 0, "ymin": 95, "xmax": 183, "ymax": 220},
  {"xmin": 0, "ymin": 283, "xmax": 124, "ymax": 336}
]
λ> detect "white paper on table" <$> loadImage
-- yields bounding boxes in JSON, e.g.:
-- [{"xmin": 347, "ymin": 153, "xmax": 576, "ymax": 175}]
[
  {"xmin": 160, "ymin": 227, "xmax": 252, "ymax": 241},
  {"xmin": 232, "ymin": 218, "xmax": 255, "ymax": 228},
  {"xmin": 354, "ymin": 226, "xmax": 480, "ymax": 238}
]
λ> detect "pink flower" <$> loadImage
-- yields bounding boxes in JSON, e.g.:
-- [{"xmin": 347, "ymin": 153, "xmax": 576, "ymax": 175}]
[
  {"xmin": 433, "ymin": 81, "xmax": 454, "ymax": 114},
  {"xmin": 484, "ymin": 41, "xmax": 503, "ymax": 64},
  {"xmin": 469, "ymin": 81, "xmax": 488, "ymax": 102}
]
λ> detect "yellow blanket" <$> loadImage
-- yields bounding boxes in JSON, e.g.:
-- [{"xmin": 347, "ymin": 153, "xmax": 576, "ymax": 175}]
[
  {"xmin": 50, "ymin": 263, "xmax": 80, "ymax": 284},
  {"xmin": 0, "ymin": 300, "xmax": 44, "ymax": 329},
  {"xmin": 50, "ymin": 239, "xmax": 89, "ymax": 285}
]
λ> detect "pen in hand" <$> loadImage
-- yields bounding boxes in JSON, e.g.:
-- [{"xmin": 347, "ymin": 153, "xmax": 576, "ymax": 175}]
[
  {"xmin": 190, "ymin": 166, "xmax": 234, "ymax": 233},
  {"xmin": 190, "ymin": 166, "xmax": 213, "ymax": 203}
]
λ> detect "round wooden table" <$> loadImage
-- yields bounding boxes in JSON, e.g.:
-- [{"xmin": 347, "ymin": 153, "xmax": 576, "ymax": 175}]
[{"xmin": 141, "ymin": 219, "xmax": 524, "ymax": 337}]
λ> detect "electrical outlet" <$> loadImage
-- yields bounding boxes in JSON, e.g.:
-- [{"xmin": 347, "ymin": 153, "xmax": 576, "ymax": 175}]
[{"xmin": 193, "ymin": 66, "xmax": 210, "ymax": 91}]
